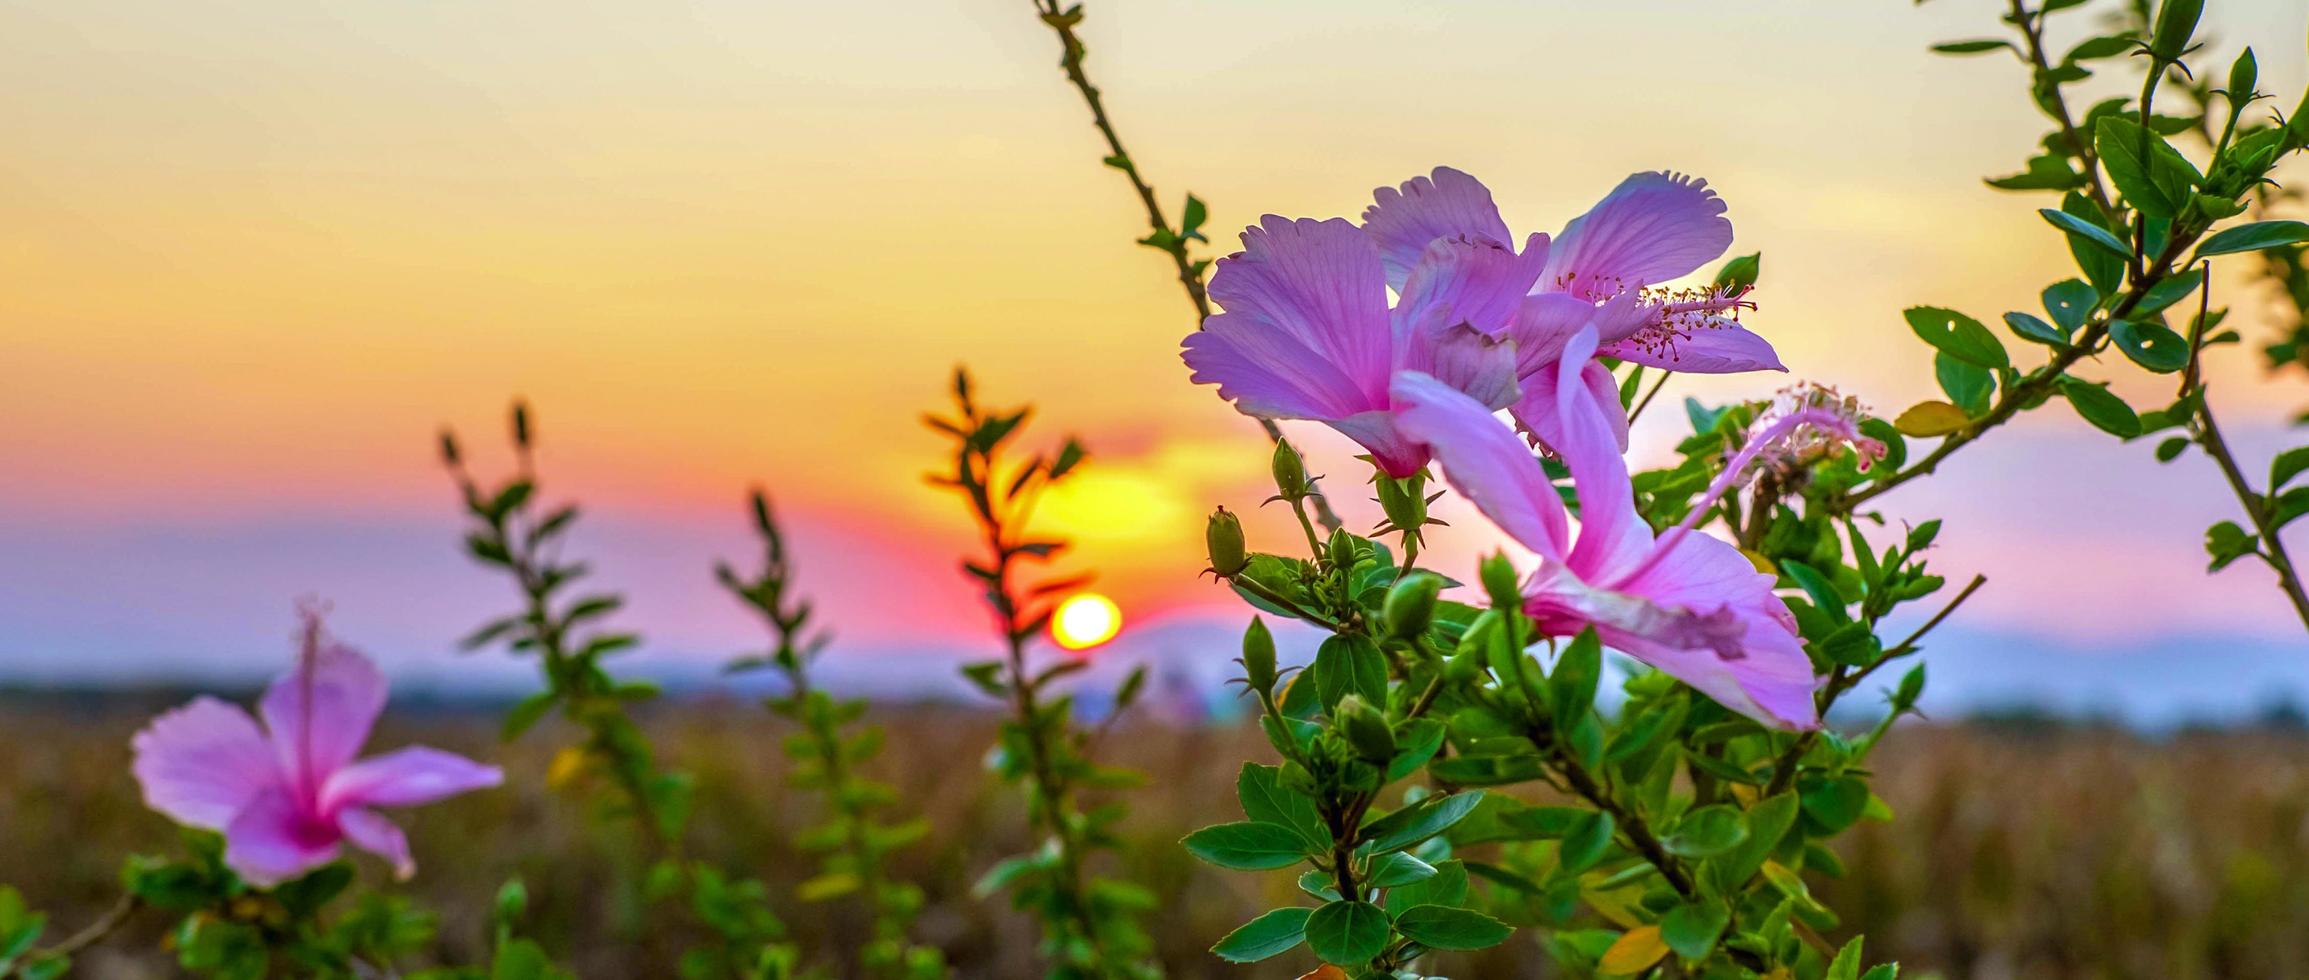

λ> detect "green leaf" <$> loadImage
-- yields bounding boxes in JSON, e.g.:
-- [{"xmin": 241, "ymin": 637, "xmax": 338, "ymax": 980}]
[
  {"xmin": 1361, "ymin": 791, "xmax": 1486, "ymax": 854},
  {"xmin": 1314, "ymin": 634, "xmax": 1387, "ymax": 709},
  {"xmin": 2003, "ymin": 311, "xmax": 2070, "ymax": 347},
  {"xmin": 2095, "ymin": 116, "xmax": 2201, "ymax": 219},
  {"xmin": 2131, "ymin": 267, "xmax": 2205, "ymax": 316},
  {"xmin": 1903, "ymin": 307, "xmax": 2008, "ymax": 369},
  {"xmin": 1210, "ymin": 907, "xmax": 1311, "ymax": 963},
  {"xmin": 2039, "ymin": 208, "xmax": 2131, "ymax": 258},
  {"xmin": 2110, "ymin": 320, "xmax": 2191, "ymax": 373},
  {"xmin": 1367, "ymin": 851, "xmax": 1438, "ymax": 888},
  {"xmin": 2271, "ymin": 447, "xmax": 2309, "ymax": 490},
  {"xmin": 1662, "ymin": 804, "xmax": 1749, "ymax": 859},
  {"xmin": 1549, "ymin": 628, "xmax": 1604, "ymax": 722},
  {"xmin": 1237, "ymin": 763, "xmax": 1329, "ymax": 849},
  {"xmin": 2042, "ymin": 279, "xmax": 2098, "ymax": 332},
  {"xmin": 1827, "ymin": 934, "xmax": 1868, "ymax": 980},
  {"xmin": 1304, "ymin": 900, "xmax": 1391, "ymax": 966},
  {"xmin": 1182, "ymin": 822, "xmax": 1312, "ymax": 871},
  {"xmin": 1801, "ymin": 776, "xmax": 1871, "ymax": 834},
  {"xmin": 1383, "ymin": 859, "xmax": 1470, "ymax": 915},
  {"xmin": 1931, "ymin": 38, "xmax": 2011, "ymax": 55},
  {"xmin": 1781, "ymin": 560, "xmax": 1847, "ymax": 622},
  {"xmin": 2060, "ymin": 378, "xmax": 2142, "ymax": 437},
  {"xmin": 2206, "ymin": 521, "xmax": 2259, "ymax": 571},
  {"xmin": 1718, "ymin": 793, "xmax": 1800, "ymax": 886},
  {"xmin": 1934, "ymin": 353, "xmax": 1994, "ymax": 415},
  {"xmin": 1661, "ymin": 900, "xmax": 1730, "ymax": 959},
  {"xmin": 1392, "ymin": 905, "xmax": 1513, "ymax": 950},
  {"xmin": 1557, "ymin": 809, "xmax": 1616, "ymax": 874},
  {"xmin": 2197, "ymin": 220, "xmax": 2309, "ymax": 257}
]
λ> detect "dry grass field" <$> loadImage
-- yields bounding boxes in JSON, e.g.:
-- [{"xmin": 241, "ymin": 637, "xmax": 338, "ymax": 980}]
[{"xmin": 5, "ymin": 695, "xmax": 2307, "ymax": 979}]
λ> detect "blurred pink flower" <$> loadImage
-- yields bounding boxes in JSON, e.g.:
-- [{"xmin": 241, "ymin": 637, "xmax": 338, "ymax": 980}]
[
  {"xmin": 132, "ymin": 611, "xmax": 501, "ymax": 886},
  {"xmin": 1392, "ymin": 326, "xmax": 1838, "ymax": 731}
]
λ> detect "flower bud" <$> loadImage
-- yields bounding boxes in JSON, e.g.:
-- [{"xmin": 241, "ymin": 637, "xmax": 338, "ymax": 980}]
[
  {"xmin": 1375, "ymin": 473, "xmax": 1427, "ymax": 533},
  {"xmin": 1383, "ymin": 572, "xmax": 1443, "ymax": 642},
  {"xmin": 1240, "ymin": 616, "xmax": 1278, "ymax": 695},
  {"xmin": 1205, "ymin": 506, "xmax": 1248, "ymax": 578},
  {"xmin": 1478, "ymin": 551, "xmax": 1523, "ymax": 610},
  {"xmin": 1271, "ymin": 440, "xmax": 1309, "ymax": 501},
  {"xmin": 1333, "ymin": 694, "xmax": 1396, "ymax": 762}
]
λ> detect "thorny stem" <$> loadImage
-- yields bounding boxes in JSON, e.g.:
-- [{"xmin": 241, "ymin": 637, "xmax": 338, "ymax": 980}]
[{"xmin": 1027, "ymin": 0, "xmax": 1344, "ymax": 533}]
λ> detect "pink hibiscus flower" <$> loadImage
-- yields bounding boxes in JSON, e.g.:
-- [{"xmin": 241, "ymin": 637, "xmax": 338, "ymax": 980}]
[
  {"xmin": 1392, "ymin": 326, "xmax": 1873, "ymax": 731},
  {"xmin": 132, "ymin": 611, "xmax": 502, "ymax": 885}
]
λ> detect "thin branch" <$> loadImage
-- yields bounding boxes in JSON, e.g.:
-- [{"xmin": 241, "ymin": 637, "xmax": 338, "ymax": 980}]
[
  {"xmin": 1027, "ymin": 0, "xmax": 1343, "ymax": 532},
  {"xmin": 36, "ymin": 893, "xmax": 140, "ymax": 962}
]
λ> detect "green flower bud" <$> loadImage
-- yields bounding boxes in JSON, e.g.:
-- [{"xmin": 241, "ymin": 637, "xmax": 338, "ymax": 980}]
[
  {"xmin": 1446, "ymin": 610, "xmax": 1499, "ymax": 684},
  {"xmin": 1383, "ymin": 572, "xmax": 1443, "ymax": 642},
  {"xmin": 1240, "ymin": 616, "xmax": 1278, "ymax": 695},
  {"xmin": 1333, "ymin": 694, "xmax": 1396, "ymax": 762},
  {"xmin": 1478, "ymin": 551, "xmax": 1523, "ymax": 610},
  {"xmin": 1375, "ymin": 472, "xmax": 1427, "ymax": 533},
  {"xmin": 1271, "ymin": 439, "xmax": 1309, "ymax": 500},
  {"xmin": 1205, "ymin": 506, "xmax": 1248, "ymax": 577}
]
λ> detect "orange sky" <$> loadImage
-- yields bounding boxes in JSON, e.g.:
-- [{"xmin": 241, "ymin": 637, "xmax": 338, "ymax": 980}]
[{"xmin": 3, "ymin": 0, "xmax": 2307, "ymax": 680}]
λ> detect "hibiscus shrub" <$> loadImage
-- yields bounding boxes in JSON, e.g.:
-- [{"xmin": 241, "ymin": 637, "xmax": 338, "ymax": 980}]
[{"xmin": 1033, "ymin": 0, "xmax": 2309, "ymax": 977}]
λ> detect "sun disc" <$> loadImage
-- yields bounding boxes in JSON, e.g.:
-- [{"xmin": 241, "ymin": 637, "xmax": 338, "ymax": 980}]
[{"xmin": 1052, "ymin": 593, "xmax": 1122, "ymax": 651}]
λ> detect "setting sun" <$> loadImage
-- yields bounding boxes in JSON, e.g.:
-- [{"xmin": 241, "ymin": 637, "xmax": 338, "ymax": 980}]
[{"xmin": 1051, "ymin": 593, "xmax": 1122, "ymax": 651}]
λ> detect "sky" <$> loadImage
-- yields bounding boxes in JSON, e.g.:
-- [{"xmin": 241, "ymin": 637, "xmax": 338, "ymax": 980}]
[{"xmin": 2, "ymin": 0, "xmax": 2307, "ymax": 721}]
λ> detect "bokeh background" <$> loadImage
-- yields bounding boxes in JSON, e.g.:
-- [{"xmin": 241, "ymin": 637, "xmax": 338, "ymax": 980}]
[{"xmin": 4, "ymin": 0, "xmax": 2309, "ymax": 976}]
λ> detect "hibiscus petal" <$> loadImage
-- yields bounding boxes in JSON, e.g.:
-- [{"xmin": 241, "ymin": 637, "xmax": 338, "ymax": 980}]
[
  {"xmin": 336, "ymin": 808, "xmax": 415, "ymax": 880},
  {"xmin": 132, "ymin": 697, "xmax": 282, "ymax": 832},
  {"xmin": 323, "ymin": 746, "xmax": 503, "ymax": 812},
  {"xmin": 1361, "ymin": 166, "xmax": 1513, "ymax": 290},
  {"xmin": 1543, "ymin": 172, "xmax": 1733, "ymax": 295},
  {"xmin": 1540, "ymin": 328, "xmax": 1654, "ymax": 582},
  {"xmin": 223, "ymin": 785, "xmax": 341, "ymax": 887},
  {"xmin": 1395, "ymin": 234, "xmax": 1550, "ymax": 340},
  {"xmin": 1512, "ymin": 355, "xmax": 1631, "ymax": 457},
  {"xmin": 260, "ymin": 641, "xmax": 386, "ymax": 795},
  {"xmin": 1187, "ymin": 216, "xmax": 1393, "ymax": 419},
  {"xmin": 1328, "ymin": 409, "xmax": 1432, "ymax": 479},
  {"xmin": 1604, "ymin": 320, "xmax": 1787, "ymax": 374},
  {"xmin": 1604, "ymin": 532, "xmax": 1820, "ymax": 730},
  {"xmin": 1389, "ymin": 371, "xmax": 1569, "ymax": 561}
]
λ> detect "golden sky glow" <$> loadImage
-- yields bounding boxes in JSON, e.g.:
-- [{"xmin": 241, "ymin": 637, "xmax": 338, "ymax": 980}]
[{"xmin": 3, "ymin": 0, "xmax": 2306, "ymax": 676}]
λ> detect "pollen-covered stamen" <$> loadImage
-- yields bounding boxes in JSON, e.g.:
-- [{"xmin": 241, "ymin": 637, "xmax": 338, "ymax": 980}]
[{"xmin": 1609, "ymin": 286, "xmax": 1758, "ymax": 361}]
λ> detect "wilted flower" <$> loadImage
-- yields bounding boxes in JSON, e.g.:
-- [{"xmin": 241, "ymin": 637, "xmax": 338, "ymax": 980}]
[
  {"xmin": 1735, "ymin": 383, "xmax": 1886, "ymax": 484},
  {"xmin": 1392, "ymin": 326, "xmax": 1821, "ymax": 730},
  {"xmin": 132, "ymin": 610, "xmax": 502, "ymax": 885}
]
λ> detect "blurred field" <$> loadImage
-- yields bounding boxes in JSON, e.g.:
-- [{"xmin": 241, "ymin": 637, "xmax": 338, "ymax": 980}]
[{"xmin": 5, "ymin": 695, "xmax": 2308, "ymax": 979}]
